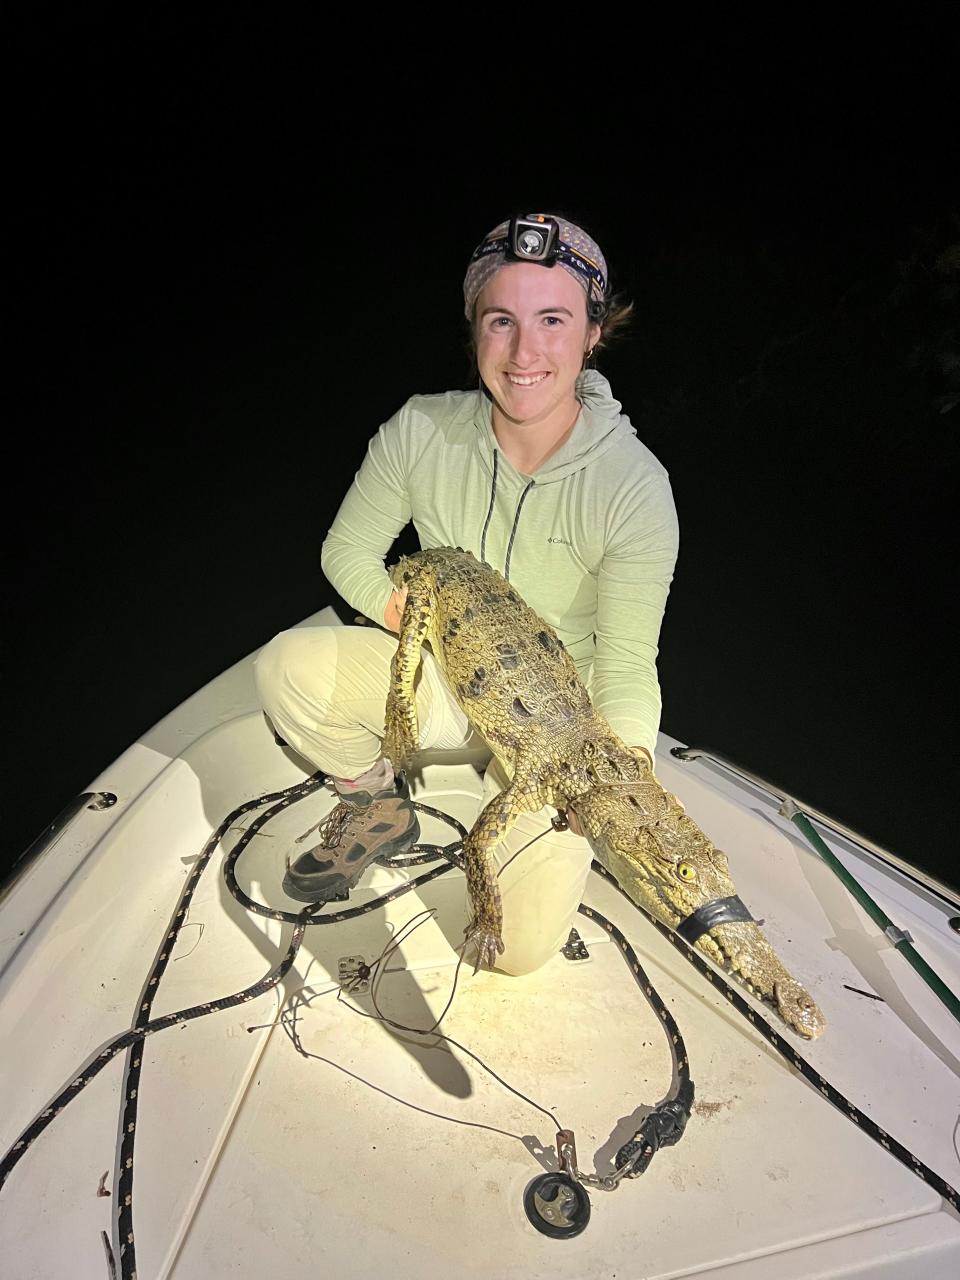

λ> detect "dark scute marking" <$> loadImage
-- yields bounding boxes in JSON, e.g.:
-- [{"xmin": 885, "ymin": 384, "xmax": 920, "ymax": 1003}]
[
  {"xmin": 482, "ymin": 592, "xmax": 501, "ymax": 605},
  {"xmin": 402, "ymin": 570, "xmax": 413, "ymax": 583},
  {"xmin": 455, "ymin": 545, "xmax": 464, "ymax": 552},
  {"xmin": 568, "ymin": 678, "xmax": 579, "ymax": 691},
  {"xmin": 512, "ymin": 697, "xmax": 535, "ymax": 719},
  {"xmin": 447, "ymin": 618, "xmax": 460, "ymax": 636},
  {"xmin": 474, "ymin": 667, "xmax": 487, "ymax": 681},
  {"xmin": 536, "ymin": 630, "xmax": 556, "ymax": 651},
  {"xmin": 463, "ymin": 606, "xmax": 475, "ymax": 621},
  {"xmin": 507, "ymin": 590, "xmax": 519, "ymax": 603},
  {"xmin": 496, "ymin": 642, "xmax": 521, "ymax": 670}
]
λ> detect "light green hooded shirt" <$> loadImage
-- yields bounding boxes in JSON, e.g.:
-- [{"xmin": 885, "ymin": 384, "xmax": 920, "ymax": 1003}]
[{"xmin": 320, "ymin": 370, "xmax": 680, "ymax": 761}]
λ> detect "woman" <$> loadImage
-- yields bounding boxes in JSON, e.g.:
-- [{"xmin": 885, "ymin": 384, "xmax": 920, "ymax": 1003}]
[{"xmin": 254, "ymin": 212, "xmax": 680, "ymax": 975}]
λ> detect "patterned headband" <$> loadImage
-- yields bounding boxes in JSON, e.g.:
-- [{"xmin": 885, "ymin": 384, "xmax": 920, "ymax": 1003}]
[{"xmin": 463, "ymin": 214, "xmax": 608, "ymax": 320}]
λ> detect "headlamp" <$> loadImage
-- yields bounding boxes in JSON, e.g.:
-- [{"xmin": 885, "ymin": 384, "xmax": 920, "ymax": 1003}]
[
  {"xmin": 508, "ymin": 215, "xmax": 560, "ymax": 264},
  {"xmin": 469, "ymin": 213, "xmax": 608, "ymax": 322}
]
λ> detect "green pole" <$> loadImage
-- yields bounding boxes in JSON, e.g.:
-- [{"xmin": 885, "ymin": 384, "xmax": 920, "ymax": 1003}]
[{"xmin": 780, "ymin": 800, "xmax": 960, "ymax": 1026}]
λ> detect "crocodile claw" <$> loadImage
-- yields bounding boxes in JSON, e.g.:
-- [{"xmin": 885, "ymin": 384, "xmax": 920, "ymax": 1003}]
[
  {"xmin": 465, "ymin": 920, "xmax": 505, "ymax": 973},
  {"xmin": 382, "ymin": 715, "xmax": 415, "ymax": 772}
]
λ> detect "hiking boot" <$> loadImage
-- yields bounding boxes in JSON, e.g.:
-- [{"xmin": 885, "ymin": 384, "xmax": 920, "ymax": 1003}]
[{"xmin": 282, "ymin": 776, "xmax": 419, "ymax": 904}]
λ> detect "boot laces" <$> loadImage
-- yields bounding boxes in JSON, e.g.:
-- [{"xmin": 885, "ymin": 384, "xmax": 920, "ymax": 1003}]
[
  {"xmin": 320, "ymin": 802, "xmax": 358, "ymax": 849},
  {"xmin": 295, "ymin": 799, "xmax": 364, "ymax": 850}
]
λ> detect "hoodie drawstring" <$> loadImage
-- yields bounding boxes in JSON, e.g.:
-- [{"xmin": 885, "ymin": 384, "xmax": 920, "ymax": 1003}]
[
  {"xmin": 504, "ymin": 481, "xmax": 534, "ymax": 583},
  {"xmin": 479, "ymin": 448, "xmax": 536, "ymax": 582},
  {"xmin": 479, "ymin": 450, "xmax": 499, "ymax": 566}
]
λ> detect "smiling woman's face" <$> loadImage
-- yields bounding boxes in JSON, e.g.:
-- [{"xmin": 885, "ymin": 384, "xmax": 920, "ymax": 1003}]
[{"xmin": 474, "ymin": 262, "xmax": 601, "ymax": 428}]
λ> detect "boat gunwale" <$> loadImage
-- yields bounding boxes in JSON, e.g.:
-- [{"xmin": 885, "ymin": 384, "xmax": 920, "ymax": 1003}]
[{"xmin": 673, "ymin": 744, "xmax": 960, "ymax": 912}]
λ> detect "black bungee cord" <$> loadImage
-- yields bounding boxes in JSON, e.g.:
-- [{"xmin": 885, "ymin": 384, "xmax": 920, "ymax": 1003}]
[{"xmin": 2, "ymin": 771, "xmax": 957, "ymax": 1270}]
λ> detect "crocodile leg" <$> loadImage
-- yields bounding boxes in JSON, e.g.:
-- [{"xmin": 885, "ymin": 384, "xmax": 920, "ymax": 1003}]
[
  {"xmin": 383, "ymin": 584, "xmax": 434, "ymax": 770},
  {"xmin": 463, "ymin": 770, "xmax": 545, "ymax": 972}
]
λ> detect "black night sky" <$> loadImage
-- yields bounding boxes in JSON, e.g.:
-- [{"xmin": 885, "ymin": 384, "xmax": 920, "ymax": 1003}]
[{"xmin": 7, "ymin": 13, "xmax": 959, "ymax": 892}]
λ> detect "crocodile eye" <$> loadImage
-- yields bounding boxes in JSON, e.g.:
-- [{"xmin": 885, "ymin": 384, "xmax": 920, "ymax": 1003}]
[{"xmin": 677, "ymin": 862, "xmax": 697, "ymax": 882}]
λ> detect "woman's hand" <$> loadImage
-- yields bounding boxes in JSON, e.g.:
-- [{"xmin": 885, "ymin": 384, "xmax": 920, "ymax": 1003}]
[{"xmin": 383, "ymin": 586, "xmax": 408, "ymax": 633}]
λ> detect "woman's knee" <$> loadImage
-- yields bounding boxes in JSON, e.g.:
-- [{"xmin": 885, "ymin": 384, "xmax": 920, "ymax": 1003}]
[
  {"xmin": 493, "ymin": 822, "xmax": 594, "ymax": 977},
  {"xmin": 496, "ymin": 900, "xmax": 585, "ymax": 976},
  {"xmin": 253, "ymin": 628, "xmax": 336, "ymax": 718}
]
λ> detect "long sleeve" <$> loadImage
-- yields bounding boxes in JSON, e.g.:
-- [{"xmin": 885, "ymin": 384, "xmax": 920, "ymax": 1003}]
[
  {"xmin": 590, "ymin": 472, "xmax": 680, "ymax": 761},
  {"xmin": 320, "ymin": 409, "xmax": 413, "ymax": 625}
]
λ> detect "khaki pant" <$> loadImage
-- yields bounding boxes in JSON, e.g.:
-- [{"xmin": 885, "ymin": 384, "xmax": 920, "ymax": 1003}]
[{"xmin": 253, "ymin": 625, "xmax": 593, "ymax": 975}]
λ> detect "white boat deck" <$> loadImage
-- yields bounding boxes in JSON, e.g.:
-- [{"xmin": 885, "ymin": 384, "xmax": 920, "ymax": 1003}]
[{"xmin": 2, "ymin": 608, "xmax": 959, "ymax": 1278}]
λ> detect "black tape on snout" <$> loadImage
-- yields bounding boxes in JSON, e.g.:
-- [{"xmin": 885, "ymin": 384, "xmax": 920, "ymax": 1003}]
[{"xmin": 675, "ymin": 895, "xmax": 754, "ymax": 945}]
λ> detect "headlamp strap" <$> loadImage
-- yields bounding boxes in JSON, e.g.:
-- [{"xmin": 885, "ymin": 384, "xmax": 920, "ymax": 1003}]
[
  {"xmin": 553, "ymin": 246, "xmax": 607, "ymax": 301},
  {"xmin": 469, "ymin": 234, "xmax": 607, "ymax": 301}
]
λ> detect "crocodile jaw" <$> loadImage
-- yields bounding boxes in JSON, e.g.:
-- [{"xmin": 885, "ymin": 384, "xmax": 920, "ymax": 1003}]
[
  {"xmin": 590, "ymin": 839, "xmax": 826, "ymax": 1039},
  {"xmin": 695, "ymin": 920, "xmax": 825, "ymax": 1039}
]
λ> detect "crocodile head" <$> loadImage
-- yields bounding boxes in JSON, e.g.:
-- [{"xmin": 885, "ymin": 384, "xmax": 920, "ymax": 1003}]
[{"xmin": 574, "ymin": 780, "xmax": 825, "ymax": 1039}]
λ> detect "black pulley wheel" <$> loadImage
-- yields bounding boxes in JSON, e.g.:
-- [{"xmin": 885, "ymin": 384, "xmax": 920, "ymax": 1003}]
[{"xmin": 523, "ymin": 1172, "xmax": 591, "ymax": 1238}]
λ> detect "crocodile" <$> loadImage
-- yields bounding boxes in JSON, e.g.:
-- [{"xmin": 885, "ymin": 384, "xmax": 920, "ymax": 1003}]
[{"xmin": 383, "ymin": 546, "xmax": 825, "ymax": 1039}]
